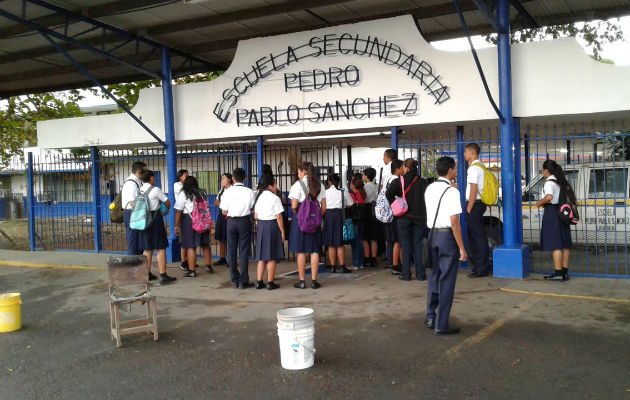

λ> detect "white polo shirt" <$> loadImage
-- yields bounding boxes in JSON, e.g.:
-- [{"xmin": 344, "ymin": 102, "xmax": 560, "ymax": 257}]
[
  {"xmin": 219, "ymin": 183, "xmax": 255, "ymax": 217},
  {"xmin": 379, "ymin": 162, "xmax": 392, "ymax": 191},
  {"xmin": 288, "ymin": 176, "xmax": 325, "ymax": 204},
  {"xmin": 425, "ymin": 178, "xmax": 462, "ymax": 229},
  {"xmin": 174, "ymin": 191, "xmax": 195, "ymax": 215},
  {"xmin": 364, "ymin": 181, "xmax": 378, "ymax": 203},
  {"xmin": 466, "ymin": 160, "xmax": 485, "ymax": 201},
  {"xmin": 324, "ymin": 187, "xmax": 354, "ymax": 209},
  {"xmin": 542, "ymin": 175, "xmax": 561, "ymax": 204},
  {"xmin": 121, "ymin": 174, "xmax": 141, "ymax": 210},
  {"xmin": 139, "ymin": 183, "xmax": 168, "ymax": 212},
  {"xmin": 174, "ymin": 181, "xmax": 183, "ymax": 198},
  {"xmin": 255, "ymin": 190, "xmax": 284, "ymax": 220}
]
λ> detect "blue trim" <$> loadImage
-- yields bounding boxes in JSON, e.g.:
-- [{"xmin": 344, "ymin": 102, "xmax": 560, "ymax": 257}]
[
  {"xmin": 161, "ymin": 48, "xmax": 180, "ymax": 263},
  {"xmin": 456, "ymin": 126, "xmax": 468, "ymax": 268},
  {"xmin": 390, "ymin": 126, "xmax": 398, "ymax": 150},
  {"xmin": 27, "ymin": 152, "xmax": 35, "ymax": 251},
  {"xmin": 257, "ymin": 136, "xmax": 264, "ymax": 180},
  {"xmin": 90, "ymin": 147, "xmax": 102, "ymax": 251}
]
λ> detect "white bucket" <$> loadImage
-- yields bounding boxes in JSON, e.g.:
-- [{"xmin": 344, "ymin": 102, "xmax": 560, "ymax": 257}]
[{"xmin": 277, "ymin": 307, "xmax": 316, "ymax": 370}]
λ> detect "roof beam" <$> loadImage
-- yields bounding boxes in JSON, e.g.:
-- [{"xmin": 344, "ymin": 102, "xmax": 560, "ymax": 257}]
[
  {"xmin": 510, "ymin": 0, "xmax": 539, "ymax": 28},
  {"xmin": 0, "ymin": 0, "xmax": 173, "ymax": 39}
]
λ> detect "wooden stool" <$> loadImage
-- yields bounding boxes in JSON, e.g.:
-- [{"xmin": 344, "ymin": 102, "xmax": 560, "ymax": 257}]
[{"xmin": 107, "ymin": 255, "xmax": 158, "ymax": 348}]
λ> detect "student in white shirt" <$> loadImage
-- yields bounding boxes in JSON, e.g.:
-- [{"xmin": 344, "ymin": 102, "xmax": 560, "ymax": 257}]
[
  {"xmin": 254, "ymin": 174, "xmax": 286, "ymax": 290},
  {"xmin": 464, "ymin": 143, "xmax": 490, "ymax": 278},
  {"xmin": 383, "ymin": 159, "xmax": 404, "ymax": 271},
  {"xmin": 536, "ymin": 159, "xmax": 574, "ymax": 281},
  {"xmin": 213, "ymin": 173, "xmax": 232, "ymax": 267},
  {"xmin": 288, "ymin": 161, "xmax": 326, "ymax": 289},
  {"xmin": 121, "ymin": 161, "xmax": 145, "ymax": 255},
  {"xmin": 174, "ymin": 169, "xmax": 189, "ymax": 270},
  {"xmin": 323, "ymin": 173, "xmax": 353, "ymax": 274},
  {"xmin": 174, "ymin": 176, "xmax": 213, "ymax": 278},
  {"xmin": 379, "ymin": 148, "xmax": 398, "ymax": 192},
  {"xmin": 220, "ymin": 168, "xmax": 256, "ymax": 289},
  {"xmin": 424, "ymin": 157, "xmax": 467, "ymax": 335},
  {"xmin": 362, "ymin": 167, "xmax": 380, "ymax": 267},
  {"xmin": 137, "ymin": 170, "xmax": 176, "ymax": 284}
]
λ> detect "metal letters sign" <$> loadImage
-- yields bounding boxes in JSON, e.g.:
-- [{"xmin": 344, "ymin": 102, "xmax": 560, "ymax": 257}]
[{"xmin": 213, "ymin": 33, "xmax": 450, "ymax": 126}]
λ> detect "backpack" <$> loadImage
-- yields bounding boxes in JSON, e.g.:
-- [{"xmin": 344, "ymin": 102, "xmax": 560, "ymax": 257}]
[
  {"xmin": 340, "ymin": 188, "xmax": 355, "ymax": 241},
  {"xmin": 375, "ymin": 184, "xmax": 394, "ymax": 223},
  {"xmin": 475, "ymin": 163, "xmax": 499, "ymax": 206},
  {"xmin": 191, "ymin": 197, "xmax": 212, "ymax": 233},
  {"xmin": 109, "ymin": 179, "xmax": 139, "ymax": 223},
  {"xmin": 129, "ymin": 186, "xmax": 155, "ymax": 231},
  {"xmin": 296, "ymin": 180, "xmax": 322, "ymax": 234},
  {"xmin": 391, "ymin": 175, "xmax": 418, "ymax": 217},
  {"xmin": 548, "ymin": 179, "xmax": 579, "ymax": 226}
]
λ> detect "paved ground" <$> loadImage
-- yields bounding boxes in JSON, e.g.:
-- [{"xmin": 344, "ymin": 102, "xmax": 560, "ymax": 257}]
[{"xmin": 0, "ymin": 249, "xmax": 628, "ymax": 399}]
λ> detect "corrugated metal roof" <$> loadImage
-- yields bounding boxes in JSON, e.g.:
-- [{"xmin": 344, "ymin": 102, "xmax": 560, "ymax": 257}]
[{"xmin": 0, "ymin": 0, "xmax": 628, "ymax": 97}]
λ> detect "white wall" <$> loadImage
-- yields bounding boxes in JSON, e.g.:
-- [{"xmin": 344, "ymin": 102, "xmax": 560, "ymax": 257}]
[{"xmin": 38, "ymin": 15, "xmax": 630, "ymax": 149}]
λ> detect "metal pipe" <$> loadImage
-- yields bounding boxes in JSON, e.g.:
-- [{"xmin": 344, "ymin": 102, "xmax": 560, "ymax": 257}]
[
  {"xmin": 161, "ymin": 47, "xmax": 179, "ymax": 263},
  {"xmin": 391, "ymin": 126, "xmax": 398, "ymax": 150},
  {"xmin": 456, "ymin": 126, "xmax": 468, "ymax": 267},
  {"xmin": 524, "ymin": 134, "xmax": 531, "ymax": 184},
  {"xmin": 91, "ymin": 147, "xmax": 102, "ymax": 252},
  {"xmin": 27, "ymin": 152, "xmax": 36, "ymax": 251},
  {"xmin": 513, "ymin": 118, "xmax": 523, "ymax": 244},
  {"xmin": 257, "ymin": 136, "xmax": 264, "ymax": 180}
]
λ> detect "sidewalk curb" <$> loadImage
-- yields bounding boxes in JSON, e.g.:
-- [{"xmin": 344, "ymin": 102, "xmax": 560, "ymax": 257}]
[
  {"xmin": 0, "ymin": 260, "xmax": 104, "ymax": 270},
  {"xmin": 499, "ymin": 287, "xmax": 630, "ymax": 304}
]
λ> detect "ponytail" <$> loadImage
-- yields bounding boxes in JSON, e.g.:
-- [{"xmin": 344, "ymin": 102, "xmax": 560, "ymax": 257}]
[
  {"xmin": 183, "ymin": 176, "xmax": 207, "ymax": 202},
  {"xmin": 328, "ymin": 173, "xmax": 341, "ymax": 189},
  {"xmin": 299, "ymin": 161, "xmax": 321, "ymax": 200},
  {"xmin": 255, "ymin": 174, "xmax": 275, "ymax": 205},
  {"xmin": 543, "ymin": 159, "xmax": 576, "ymax": 204},
  {"xmin": 403, "ymin": 158, "xmax": 419, "ymax": 175}
]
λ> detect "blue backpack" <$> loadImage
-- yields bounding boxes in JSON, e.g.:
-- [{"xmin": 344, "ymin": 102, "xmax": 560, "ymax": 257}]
[{"xmin": 129, "ymin": 186, "xmax": 155, "ymax": 231}]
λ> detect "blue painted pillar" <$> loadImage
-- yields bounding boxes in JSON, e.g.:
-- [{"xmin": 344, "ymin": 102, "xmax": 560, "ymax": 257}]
[
  {"xmin": 161, "ymin": 47, "xmax": 180, "ymax": 263},
  {"xmin": 524, "ymin": 134, "xmax": 531, "ymax": 184},
  {"xmin": 492, "ymin": 0, "xmax": 530, "ymax": 279},
  {"xmin": 390, "ymin": 126, "xmax": 398, "ymax": 150},
  {"xmin": 91, "ymin": 147, "xmax": 102, "ymax": 252},
  {"xmin": 513, "ymin": 118, "xmax": 523, "ymax": 244},
  {"xmin": 456, "ymin": 126, "xmax": 468, "ymax": 268},
  {"xmin": 257, "ymin": 136, "xmax": 264, "ymax": 181},
  {"xmin": 242, "ymin": 143, "xmax": 251, "ymax": 188},
  {"xmin": 27, "ymin": 152, "xmax": 36, "ymax": 251}
]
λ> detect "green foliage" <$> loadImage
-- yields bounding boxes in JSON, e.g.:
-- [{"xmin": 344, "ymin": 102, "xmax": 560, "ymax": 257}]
[{"xmin": 486, "ymin": 19, "xmax": 624, "ymax": 60}]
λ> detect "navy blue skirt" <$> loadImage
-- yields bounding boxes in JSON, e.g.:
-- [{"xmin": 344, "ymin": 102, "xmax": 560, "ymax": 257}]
[
  {"xmin": 255, "ymin": 219, "xmax": 285, "ymax": 261},
  {"xmin": 214, "ymin": 209, "xmax": 227, "ymax": 241},
  {"xmin": 363, "ymin": 206, "xmax": 382, "ymax": 241},
  {"xmin": 181, "ymin": 214, "xmax": 211, "ymax": 249},
  {"xmin": 138, "ymin": 212, "xmax": 169, "ymax": 251},
  {"xmin": 384, "ymin": 218, "xmax": 399, "ymax": 242},
  {"xmin": 288, "ymin": 217, "xmax": 322, "ymax": 254},
  {"xmin": 541, "ymin": 205, "xmax": 572, "ymax": 251},
  {"xmin": 323, "ymin": 209, "xmax": 344, "ymax": 247}
]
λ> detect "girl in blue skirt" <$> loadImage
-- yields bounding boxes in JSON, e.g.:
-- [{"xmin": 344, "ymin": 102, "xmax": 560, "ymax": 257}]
[
  {"xmin": 323, "ymin": 173, "xmax": 354, "ymax": 273},
  {"xmin": 213, "ymin": 173, "xmax": 231, "ymax": 266},
  {"xmin": 254, "ymin": 174, "xmax": 286, "ymax": 290},
  {"xmin": 536, "ymin": 160, "xmax": 574, "ymax": 281},
  {"xmin": 288, "ymin": 161, "xmax": 326, "ymax": 289}
]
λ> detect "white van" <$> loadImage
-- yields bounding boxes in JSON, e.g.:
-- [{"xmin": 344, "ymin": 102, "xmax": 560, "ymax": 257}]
[{"xmin": 482, "ymin": 162, "xmax": 629, "ymax": 249}]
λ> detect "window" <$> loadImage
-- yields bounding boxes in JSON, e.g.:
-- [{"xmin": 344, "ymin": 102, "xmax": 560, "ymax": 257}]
[
  {"xmin": 588, "ymin": 168, "xmax": 628, "ymax": 199},
  {"xmin": 523, "ymin": 177, "xmax": 546, "ymax": 201},
  {"xmin": 197, "ymin": 171, "xmax": 219, "ymax": 194}
]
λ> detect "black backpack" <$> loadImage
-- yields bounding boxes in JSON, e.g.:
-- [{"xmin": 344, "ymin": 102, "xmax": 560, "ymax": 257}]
[{"xmin": 548, "ymin": 178, "xmax": 579, "ymax": 226}]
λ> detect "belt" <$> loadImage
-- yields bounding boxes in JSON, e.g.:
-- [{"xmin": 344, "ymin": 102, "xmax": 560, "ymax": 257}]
[
  {"xmin": 475, "ymin": 199, "xmax": 484, "ymax": 204},
  {"xmin": 432, "ymin": 227, "xmax": 452, "ymax": 232},
  {"xmin": 229, "ymin": 215, "xmax": 250, "ymax": 219}
]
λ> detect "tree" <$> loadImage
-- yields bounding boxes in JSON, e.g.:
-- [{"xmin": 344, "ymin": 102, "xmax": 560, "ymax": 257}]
[{"xmin": 486, "ymin": 19, "xmax": 625, "ymax": 60}]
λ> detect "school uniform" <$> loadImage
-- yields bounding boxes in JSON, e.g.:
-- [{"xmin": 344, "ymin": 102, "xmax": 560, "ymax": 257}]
[
  {"xmin": 214, "ymin": 187, "xmax": 229, "ymax": 242},
  {"xmin": 174, "ymin": 192, "xmax": 211, "ymax": 249},
  {"xmin": 323, "ymin": 186, "xmax": 354, "ymax": 247},
  {"xmin": 466, "ymin": 160, "xmax": 490, "ymax": 276},
  {"xmin": 540, "ymin": 175, "xmax": 572, "ymax": 251},
  {"xmin": 349, "ymin": 190, "xmax": 367, "ymax": 267},
  {"xmin": 288, "ymin": 176, "xmax": 325, "ymax": 254},
  {"xmin": 220, "ymin": 183, "xmax": 256, "ymax": 285},
  {"xmin": 121, "ymin": 174, "xmax": 142, "ymax": 255},
  {"xmin": 174, "ymin": 181, "xmax": 183, "ymax": 198},
  {"xmin": 362, "ymin": 181, "xmax": 381, "ymax": 242},
  {"xmin": 386, "ymin": 172, "xmax": 429, "ymax": 280},
  {"xmin": 137, "ymin": 183, "xmax": 169, "ymax": 251},
  {"xmin": 254, "ymin": 190, "xmax": 285, "ymax": 261},
  {"xmin": 383, "ymin": 176, "xmax": 400, "ymax": 265},
  {"xmin": 378, "ymin": 162, "xmax": 392, "ymax": 192},
  {"xmin": 425, "ymin": 178, "xmax": 462, "ymax": 332}
]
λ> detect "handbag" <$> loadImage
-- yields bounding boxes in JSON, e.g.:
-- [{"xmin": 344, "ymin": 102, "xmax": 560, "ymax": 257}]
[
  {"xmin": 341, "ymin": 188, "xmax": 355, "ymax": 241},
  {"xmin": 391, "ymin": 175, "xmax": 418, "ymax": 217},
  {"xmin": 422, "ymin": 183, "xmax": 451, "ymax": 269}
]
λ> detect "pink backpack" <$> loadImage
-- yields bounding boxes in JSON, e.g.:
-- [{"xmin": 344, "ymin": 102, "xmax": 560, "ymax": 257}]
[
  {"xmin": 191, "ymin": 197, "xmax": 212, "ymax": 233},
  {"xmin": 391, "ymin": 175, "xmax": 418, "ymax": 217}
]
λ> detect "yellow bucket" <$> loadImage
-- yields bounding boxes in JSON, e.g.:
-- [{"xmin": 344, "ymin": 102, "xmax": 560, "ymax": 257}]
[{"xmin": 0, "ymin": 293, "xmax": 22, "ymax": 332}]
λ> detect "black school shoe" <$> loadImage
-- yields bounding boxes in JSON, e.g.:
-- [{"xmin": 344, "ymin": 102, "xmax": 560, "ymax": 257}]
[
  {"xmin": 213, "ymin": 258, "xmax": 227, "ymax": 266},
  {"xmin": 205, "ymin": 265, "xmax": 214, "ymax": 274},
  {"xmin": 239, "ymin": 282, "xmax": 254, "ymax": 289},
  {"xmin": 255, "ymin": 280, "xmax": 266, "ymax": 290},
  {"xmin": 183, "ymin": 270, "xmax": 197, "ymax": 278},
  {"xmin": 435, "ymin": 327, "xmax": 460, "ymax": 335},
  {"xmin": 544, "ymin": 270, "xmax": 564, "ymax": 281},
  {"xmin": 391, "ymin": 266, "xmax": 402, "ymax": 275},
  {"xmin": 311, "ymin": 280, "xmax": 321, "ymax": 289},
  {"xmin": 370, "ymin": 257, "xmax": 377, "ymax": 267},
  {"xmin": 179, "ymin": 261, "xmax": 189, "ymax": 271},
  {"xmin": 340, "ymin": 265, "xmax": 353, "ymax": 274},
  {"xmin": 267, "ymin": 282, "xmax": 280, "ymax": 290},
  {"xmin": 159, "ymin": 274, "xmax": 176, "ymax": 284},
  {"xmin": 148, "ymin": 272, "xmax": 158, "ymax": 281},
  {"xmin": 294, "ymin": 280, "xmax": 307, "ymax": 289}
]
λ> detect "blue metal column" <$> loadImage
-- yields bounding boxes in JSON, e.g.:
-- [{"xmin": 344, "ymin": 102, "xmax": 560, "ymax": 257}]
[
  {"xmin": 391, "ymin": 126, "xmax": 398, "ymax": 150},
  {"xmin": 492, "ymin": 0, "xmax": 530, "ymax": 279},
  {"xmin": 161, "ymin": 47, "xmax": 180, "ymax": 263},
  {"xmin": 513, "ymin": 118, "xmax": 523, "ymax": 244},
  {"xmin": 456, "ymin": 126, "xmax": 468, "ymax": 268},
  {"xmin": 27, "ymin": 152, "xmax": 36, "ymax": 251},
  {"xmin": 524, "ymin": 134, "xmax": 531, "ymax": 184},
  {"xmin": 257, "ymin": 136, "xmax": 264, "ymax": 180},
  {"xmin": 90, "ymin": 147, "xmax": 102, "ymax": 252}
]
